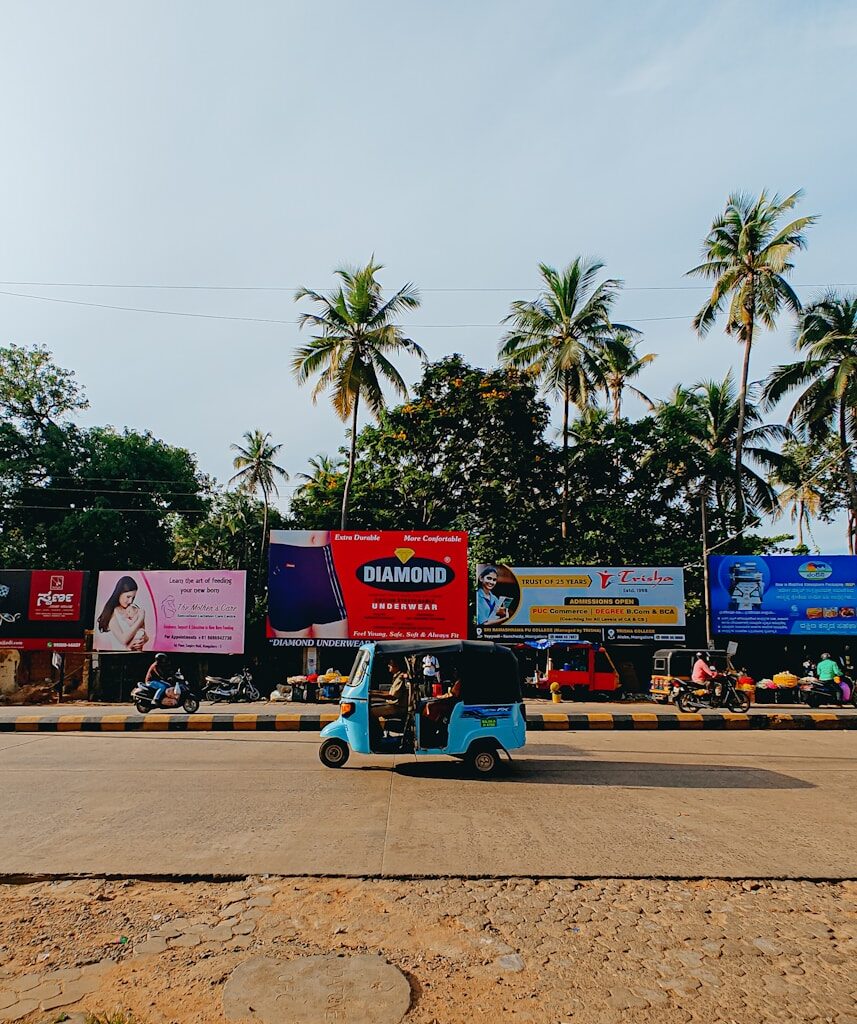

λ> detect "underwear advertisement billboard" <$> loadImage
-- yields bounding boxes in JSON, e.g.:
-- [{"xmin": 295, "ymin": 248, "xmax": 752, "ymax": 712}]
[
  {"xmin": 267, "ymin": 530, "xmax": 469, "ymax": 646},
  {"xmin": 92, "ymin": 571, "xmax": 246, "ymax": 654},
  {"xmin": 474, "ymin": 564, "xmax": 686, "ymax": 643},
  {"xmin": 709, "ymin": 555, "xmax": 857, "ymax": 636},
  {"xmin": 0, "ymin": 570, "xmax": 89, "ymax": 650}
]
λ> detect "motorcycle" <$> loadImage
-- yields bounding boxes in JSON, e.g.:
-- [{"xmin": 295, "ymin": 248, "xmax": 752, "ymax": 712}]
[
  {"xmin": 132, "ymin": 669, "xmax": 200, "ymax": 715},
  {"xmin": 676, "ymin": 673, "xmax": 751, "ymax": 714},
  {"xmin": 798, "ymin": 674, "xmax": 856, "ymax": 709},
  {"xmin": 203, "ymin": 667, "xmax": 260, "ymax": 703}
]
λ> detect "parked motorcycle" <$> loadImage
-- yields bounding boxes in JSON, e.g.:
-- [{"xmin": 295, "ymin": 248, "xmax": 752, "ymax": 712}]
[
  {"xmin": 676, "ymin": 673, "xmax": 751, "ymax": 714},
  {"xmin": 132, "ymin": 669, "xmax": 200, "ymax": 715},
  {"xmin": 798, "ymin": 674, "xmax": 856, "ymax": 709},
  {"xmin": 203, "ymin": 667, "xmax": 260, "ymax": 703}
]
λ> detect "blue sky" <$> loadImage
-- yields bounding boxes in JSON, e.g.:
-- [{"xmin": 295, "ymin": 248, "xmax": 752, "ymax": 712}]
[{"xmin": 1, "ymin": 1, "xmax": 855, "ymax": 550}]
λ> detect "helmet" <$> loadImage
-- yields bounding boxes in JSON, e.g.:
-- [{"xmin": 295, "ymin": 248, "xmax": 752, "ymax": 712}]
[
  {"xmin": 820, "ymin": 652, "xmax": 831, "ymax": 660},
  {"xmin": 695, "ymin": 652, "xmax": 705, "ymax": 659},
  {"xmin": 155, "ymin": 653, "xmax": 168, "ymax": 662}
]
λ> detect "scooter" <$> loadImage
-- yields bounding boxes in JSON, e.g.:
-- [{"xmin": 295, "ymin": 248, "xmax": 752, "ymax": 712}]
[
  {"xmin": 798, "ymin": 674, "xmax": 856, "ymax": 709},
  {"xmin": 203, "ymin": 667, "xmax": 260, "ymax": 703},
  {"xmin": 132, "ymin": 670, "xmax": 200, "ymax": 715}
]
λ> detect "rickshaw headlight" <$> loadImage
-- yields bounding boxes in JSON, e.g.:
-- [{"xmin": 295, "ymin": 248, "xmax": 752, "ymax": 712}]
[{"xmin": 340, "ymin": 702, "xmax": 356, "ymax": 717}]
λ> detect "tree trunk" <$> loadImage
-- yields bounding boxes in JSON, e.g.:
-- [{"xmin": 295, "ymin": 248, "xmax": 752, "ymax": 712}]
[
  {"xmin": 797, "ymin": 501, "xmax": 804, "ymax": 549},
  {"xmin": 258, "ymin": 488, "xmax": 269, "ymax": 580},
  {"xmin": 341, "ymin": 389, "xmax": 360, "ymax": 530},
  {"xmin": 561, "ymin": 377, "xmax": 570, "ymax": 540},
  {"xmin": 613, "ymin": 384, "xmax": 621, "ymax": 424},
  {"xmin": 734, "ymin": 313, "xmax": 754, "ymax": 525},
  {"xmin": 838, "ymin": 402, "xmax": 857, "ymax": 555},
  {"xmin": 701, "ymin": 486, "xmax": 713, "ymax": 650}
]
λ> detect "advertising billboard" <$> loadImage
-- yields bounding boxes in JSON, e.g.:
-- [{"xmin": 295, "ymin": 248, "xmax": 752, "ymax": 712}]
[
  {"xmin": 475, "ymin": 564, "xmax": 686, "ymax": 643},
  {"xmin": 709, "ymin": 555, "xmax": 857, "ymax": 636},
  {"xmin": 93, "ymin": 571, "xmax": 246, "ymax": 653},
  {"xmin": 267, "ymin": 530, "xmax": 469, "ymax": 646},
  {"xmin": 0, "ymin": 570, "xmax": 89, "ymax": 650}
]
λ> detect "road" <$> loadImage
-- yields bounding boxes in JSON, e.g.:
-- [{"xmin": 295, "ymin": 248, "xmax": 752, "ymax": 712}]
[{"xmin": 1, "ymin": 728, "xmax": 854, "ymax": 879}]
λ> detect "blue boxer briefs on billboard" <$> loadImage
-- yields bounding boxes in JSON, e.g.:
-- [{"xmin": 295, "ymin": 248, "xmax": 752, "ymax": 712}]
[{"xmin": 709, "ymin": 555, "xmax": 857, "ymax": 635}]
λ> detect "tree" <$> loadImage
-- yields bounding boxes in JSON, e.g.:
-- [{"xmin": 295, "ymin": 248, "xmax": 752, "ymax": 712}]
[
  {"xmin": 294, "ymin": 453, "xmax": 345, "ymax": 500},
  {"xmin": 769, "ymin": 437, "xmax": 832, "ymax": 551},
  {"xmin": 229, "ymin": 429, "xmax": 289, "ymax": 575},
  {"xmin": 293, "ymin": 258, "xmax": 425, "ymax": 529},
  {"xmin": 592, "ymin": 330, "xmax": 656, "ymax": 422},
  {"xmin": 0, "ymin": 343, "xmax": 88, "ymax": 434},
  {"xmin": 499, "ymin": 259, "xmax": 634, "ymax": 540},
  {"xmin": 764, "ymin": 291, "xmax": 857, "ymax": 553},
  {"xmin": 289, "ymin": 355, "xmax": 561, "ymax": 563},
  {"xmin": 687, "ymin": 190, "xmax": 816, "ymax": 521}
]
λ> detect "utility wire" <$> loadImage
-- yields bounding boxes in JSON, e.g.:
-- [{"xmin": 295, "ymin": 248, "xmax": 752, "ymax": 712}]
[
  {"xmin": 0, "ymin": 288, "xmax": 694, "ymax": 325},
  {"xmin": 1, "ymin": 280, "xmax": 855, "ymax": 292}
]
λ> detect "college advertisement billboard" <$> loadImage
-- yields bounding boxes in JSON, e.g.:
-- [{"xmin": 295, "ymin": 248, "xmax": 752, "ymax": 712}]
[
  {"xmin": 267, "ymin": 530, "xmax": 469, "ymax": 646},
  {"xmin": 93, "ymin": 571, "xmax": 246, "ymax": 653},
  {"xmin": 0, "ymin": 570, "xmax": 89, "ymax": 650},
  {"xmin": 709, "ymin": 555, "xmax": 857, "ymax": 636},
  {"xmin": 475, "ymin": 564, "xmax": 686, "ymax": 643}
]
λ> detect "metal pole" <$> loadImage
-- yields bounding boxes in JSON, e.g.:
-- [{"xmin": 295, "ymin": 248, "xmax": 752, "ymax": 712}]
[{"xmin": 701, "ymin": 489, "xmax": 713, "ymax": 649}]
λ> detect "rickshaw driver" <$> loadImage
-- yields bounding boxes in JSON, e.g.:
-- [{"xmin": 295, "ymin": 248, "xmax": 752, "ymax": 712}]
[{"xmin": 369, "ymin": 657, "xmax": 413, "ymax": 730}]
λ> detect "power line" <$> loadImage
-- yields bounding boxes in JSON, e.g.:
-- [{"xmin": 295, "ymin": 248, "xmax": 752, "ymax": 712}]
[
  {"xmin": 1, "ymin": 280, "xmax": 855, "ymax": 292},
  {"xmin": 0, "ymin": 288, "xmax": 694, "ymax": 325}
]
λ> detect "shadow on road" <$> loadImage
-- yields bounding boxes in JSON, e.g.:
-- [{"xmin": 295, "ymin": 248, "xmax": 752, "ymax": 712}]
[{"xmin": 393, "ymin": 757, "xmax": 814, "ymax": 790}]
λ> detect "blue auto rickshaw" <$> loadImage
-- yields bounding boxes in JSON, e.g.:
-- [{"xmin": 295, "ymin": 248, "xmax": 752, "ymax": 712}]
[{"xmin": 318, "ymin": 640, "xmax": 526, "ymax": 776}]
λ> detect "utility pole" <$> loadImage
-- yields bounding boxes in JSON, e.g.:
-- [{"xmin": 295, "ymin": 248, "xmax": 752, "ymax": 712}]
[{"xmin": 701, "ymin": 489, "xmax": 713, "ymax": 649}]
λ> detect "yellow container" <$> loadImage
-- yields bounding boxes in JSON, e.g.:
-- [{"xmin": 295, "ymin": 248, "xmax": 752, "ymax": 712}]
[{"xmin": 773, "ymin": 672, "xmax": 798, "ymax": 689}]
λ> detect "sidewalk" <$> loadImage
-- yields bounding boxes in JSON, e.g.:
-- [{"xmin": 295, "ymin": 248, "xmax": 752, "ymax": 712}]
[{"xmin": 0, "ymin": 698, "xmax": 855, "ymax": 731}]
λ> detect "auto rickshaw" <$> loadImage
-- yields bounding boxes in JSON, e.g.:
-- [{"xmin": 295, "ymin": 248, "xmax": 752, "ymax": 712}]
[
  {"xmin": 318, "ymin": 640, "xmax": 526, "ymax": 776},
  {"xmin": 649, "ymin": 647, "xmax": 736, "ymax": 704}
]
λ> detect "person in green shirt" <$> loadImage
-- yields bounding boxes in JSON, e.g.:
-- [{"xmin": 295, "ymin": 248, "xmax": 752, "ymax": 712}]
[{"xmin": 816, "ymin": 653, "xmax": 842, "ymax": 681}]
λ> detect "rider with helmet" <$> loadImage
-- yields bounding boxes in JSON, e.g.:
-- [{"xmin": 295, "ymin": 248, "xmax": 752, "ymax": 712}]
[{"xmin": 145, "ymin": 653, "xmax": 170, "ymax": 707}]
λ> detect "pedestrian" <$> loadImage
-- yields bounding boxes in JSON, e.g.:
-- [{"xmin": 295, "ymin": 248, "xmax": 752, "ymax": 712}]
[{"xmin": 421, "ymin": 652, "xmax": 440, "ymax": 697}]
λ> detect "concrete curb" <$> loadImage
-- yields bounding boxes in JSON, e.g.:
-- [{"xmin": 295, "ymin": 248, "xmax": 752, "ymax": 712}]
[{"xmin": 0, "ymin": 711, "xmax": 855, "ymax": 732}]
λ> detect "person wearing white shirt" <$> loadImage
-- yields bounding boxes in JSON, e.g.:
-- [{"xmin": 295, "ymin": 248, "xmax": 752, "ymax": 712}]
[{"xmin": 421, "ymin": 653, "xmax": 440, "ymax": 697}]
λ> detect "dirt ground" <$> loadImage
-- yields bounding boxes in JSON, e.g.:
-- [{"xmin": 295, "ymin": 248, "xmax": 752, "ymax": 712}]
[{"xmin": 1, "ymin": 876, "xmax": 856, "ymax": 1024}]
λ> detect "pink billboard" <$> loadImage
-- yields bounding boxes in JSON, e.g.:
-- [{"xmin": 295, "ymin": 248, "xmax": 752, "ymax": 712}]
[{"xmin": 93, "ymin": 571, "xmax": 246, "ymax": 654}]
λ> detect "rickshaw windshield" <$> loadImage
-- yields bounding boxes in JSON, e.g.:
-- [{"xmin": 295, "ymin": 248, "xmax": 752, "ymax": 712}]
[{"xmin": 343, "ymin": 649, "xmax": 370, "ymax": 694}]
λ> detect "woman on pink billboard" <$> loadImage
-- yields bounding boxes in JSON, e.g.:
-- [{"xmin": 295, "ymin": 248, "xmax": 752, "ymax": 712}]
[{"xmin": 96, "ymin": 575, "xmax": 150, "ymax": 651}]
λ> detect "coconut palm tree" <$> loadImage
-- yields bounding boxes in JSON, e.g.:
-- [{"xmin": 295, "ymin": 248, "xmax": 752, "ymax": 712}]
[
  {"xmin": 229, "ymin": 429, "xmax": 289, "ymax": 574},
  {"xmin": 499, "ymin": 258, "xmax": 633, "ymax": 539},
  {"xmin": 592, "ymin": 330, "xmax": 656, "ymax": 422},
  {"xmin": 294, "ymin": 453, "xmax": 345, "ymax": 498},
  {"xmin": 687, "ymin": 190, "xmax": 816, "ymax": 520},
  {"xmin": 764, "ymin": 291, "xmax": 857, "ymax": 552},
  {"xmin": 769, "ymin": 439, "xmax": 825, "ymax": 550},
  {"xmin": 293, "ymin": 259, "xmax": 424, "ymax": 529}
]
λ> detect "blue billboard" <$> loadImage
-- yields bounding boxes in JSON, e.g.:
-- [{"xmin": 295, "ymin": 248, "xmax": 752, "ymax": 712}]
[{"xmin": 709, "ymin": 555, "xmax": 857, "ymax": 636}]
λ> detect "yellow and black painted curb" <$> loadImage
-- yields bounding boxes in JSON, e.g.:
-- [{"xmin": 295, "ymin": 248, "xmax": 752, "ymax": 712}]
[{"xmin": 0, "ymin": 711, "xmax": 854, "ymax": 733}]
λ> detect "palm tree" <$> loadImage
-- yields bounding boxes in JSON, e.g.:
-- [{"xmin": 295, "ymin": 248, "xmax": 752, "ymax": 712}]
[
  {"xmin": 687, "ymin": 190, "xmax": 816, "ymax": 521},
  {"xmin": 229, "ymin": 429, "xmax": 289, "ymax": 574},
  {"xmin": 499, "ymin": 258, "xmax": 633, "ymax": 539},
  {"xmin": 593, "ymin": 330, "xmax": 656, "ymax": 422},
  {"xmin": 293, "ymin": 259, "xmax": 424, "ymax": 529},
  {"xmin": 769, "ymin": 439, "xmax": 825, "ymax": 550},
  {"xmin": 294, "ymin": 452, "xmax": 345, "ymax": 498},
  {"xmin": 764, "ymin": 292, "xmax": 857, "ymax": 552}
]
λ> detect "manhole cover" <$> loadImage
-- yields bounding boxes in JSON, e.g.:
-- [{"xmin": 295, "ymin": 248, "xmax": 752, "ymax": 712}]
[{"xmin": 222, "ymin": 954, "xmax": 411, "ymax": 1024}]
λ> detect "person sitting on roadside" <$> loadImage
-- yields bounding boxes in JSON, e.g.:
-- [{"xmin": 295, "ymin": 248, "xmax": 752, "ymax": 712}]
[
  {"xmin": 369, "ymin": 658, "xmax": 413, "ymax": 729},
  {"xmin": 145, "ymin": 654, "xmax": 170, "ymax": 707}
]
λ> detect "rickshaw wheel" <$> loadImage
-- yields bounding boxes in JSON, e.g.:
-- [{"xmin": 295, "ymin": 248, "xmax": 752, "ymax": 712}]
[
  {"xmin": 319, "ymin": 738, "xmax": 350, "ymax": 768},
  {"xmin": 465, "ymin": 744, "xmax": 499, "ymax": 777}
]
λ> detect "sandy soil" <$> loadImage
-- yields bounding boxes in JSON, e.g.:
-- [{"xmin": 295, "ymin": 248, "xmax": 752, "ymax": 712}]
[{"xmin": 1, "ymin": 876, "xmax": 856, "ymax": 1024}]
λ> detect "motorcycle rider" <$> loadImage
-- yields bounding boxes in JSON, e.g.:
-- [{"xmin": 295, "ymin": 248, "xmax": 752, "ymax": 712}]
[
  {"xmin": 145, "ymin": 653, "xmax": 170, "ymax": 707},
  {"xmin": 816, "ymin": 652, "xmax": 844, "ymax": 697},
  {"xmin": 692, "ymin": 651, "xmax": 721, "ymax": 701}
]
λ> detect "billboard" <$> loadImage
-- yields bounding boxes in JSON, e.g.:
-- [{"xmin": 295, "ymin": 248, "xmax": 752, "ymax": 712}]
[
  {"xmin": 0, "ymin": 570, "xmax": 89, "ymax": 650},
  {"xmin": 709, "ymin": 555, "xmax": 857, "ymax": 636},
  {"xmin": 475, "ymin": 564, "xmax": 686, "ymax": 643},
  {"xmin": 93, "ymin": 571, "xmax": 246, "ymax": 653},
  {"xmin": 267, "ymin": 530, "xmax": 469, "ymax": 646}
]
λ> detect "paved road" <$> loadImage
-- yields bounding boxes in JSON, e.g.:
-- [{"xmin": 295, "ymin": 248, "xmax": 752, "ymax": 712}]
[
  {"xmin": 2, "ymin": 698, "xmax": 854, "ymax": 717},
  {"xmin": 1, "ymin": 728, "xmax": 854, "ymax": 879}
]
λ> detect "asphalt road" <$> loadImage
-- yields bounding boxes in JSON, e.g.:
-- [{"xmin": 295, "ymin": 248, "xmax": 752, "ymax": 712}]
[{"xmin": 1, "ymin": 729, "xmax": 854, "ymax": 879}]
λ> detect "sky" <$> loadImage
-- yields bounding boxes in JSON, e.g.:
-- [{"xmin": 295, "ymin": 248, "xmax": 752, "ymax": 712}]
[{"xmin": 1, "ymin": 0, "xmax": 855, "ymax": 551}]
